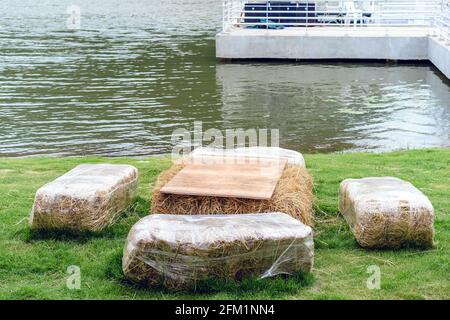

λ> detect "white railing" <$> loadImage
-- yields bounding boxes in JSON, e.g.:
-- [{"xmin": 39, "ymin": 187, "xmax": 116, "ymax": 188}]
[
  {"xmin": 433, "ymin": 0, "xmax": 450, "ymax": 41},
  {"xmin": 222, "ymin": 0, "xmax": 449, "ymax": 36}
]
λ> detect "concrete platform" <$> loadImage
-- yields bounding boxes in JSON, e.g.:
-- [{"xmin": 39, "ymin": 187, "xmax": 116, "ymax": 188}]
[
  {"xmin": 429, "ymin": 35, "xmax": 450, "ymax": 80},
  {"xmin": 216, "ymin": 27, "xmax": 450, "ymax": 80}
]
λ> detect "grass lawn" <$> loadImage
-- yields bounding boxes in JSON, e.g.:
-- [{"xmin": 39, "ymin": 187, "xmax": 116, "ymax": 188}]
[{"xmin": 0, "ymin": 148, "xmax": 449, "ymax": 299}]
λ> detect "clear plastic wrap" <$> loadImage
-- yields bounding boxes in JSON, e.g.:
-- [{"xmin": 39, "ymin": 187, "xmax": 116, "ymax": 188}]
[
  {"xmin": 189, "ymin": 147, "xmax": 305, "ymax": 167},
  {"xmin": 339, "ymin": 177, "xmax": 434, "ymax": 248},
  {"xmin": 122, "ymin": 212, "xmax": 314, "ymax": 289},
  {"xmin": 30, "ymin": 164, "xmax": 138, "ymax": 232}
]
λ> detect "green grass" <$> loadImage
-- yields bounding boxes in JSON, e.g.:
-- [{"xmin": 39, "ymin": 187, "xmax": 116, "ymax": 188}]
[{"xmin": 0, "ymin": 149, "xmax": 449, "ymax": 300}]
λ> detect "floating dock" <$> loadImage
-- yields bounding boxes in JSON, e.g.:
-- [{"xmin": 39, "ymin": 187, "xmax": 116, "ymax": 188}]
[{"xmin": 216, "ymin": 1, "xmax": 450, "ymax": 80}]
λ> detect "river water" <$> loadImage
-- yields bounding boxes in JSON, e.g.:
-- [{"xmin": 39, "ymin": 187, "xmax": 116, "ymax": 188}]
[{"xmin": 1, "ymin": 0, "xmax": 449, "ymax": 156}]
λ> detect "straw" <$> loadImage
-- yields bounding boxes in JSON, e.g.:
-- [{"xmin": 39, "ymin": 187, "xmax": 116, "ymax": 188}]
[{"xmin": 151, "ymin": 164, "xmax": 314, "ymax": 225}]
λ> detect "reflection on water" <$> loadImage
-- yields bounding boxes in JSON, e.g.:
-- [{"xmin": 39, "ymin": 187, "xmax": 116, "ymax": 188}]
[
  {"xmin": 0, "ymin": 0, "xmax": 449, "ymax": 156},
  {"xmin": 217, "ymin": 63, "xmax": 450, "ymax": 152}
]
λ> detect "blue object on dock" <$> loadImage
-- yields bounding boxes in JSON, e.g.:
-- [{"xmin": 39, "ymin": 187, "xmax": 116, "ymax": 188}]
[{"xmin": 246, "ymin": 18, "xmax": 285, "ymax": 29}]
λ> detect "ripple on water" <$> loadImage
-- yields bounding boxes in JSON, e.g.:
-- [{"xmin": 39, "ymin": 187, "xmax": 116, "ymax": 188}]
[{"xmin": 0, "ymin": 1, "xmax": 450, "ymax": 156}]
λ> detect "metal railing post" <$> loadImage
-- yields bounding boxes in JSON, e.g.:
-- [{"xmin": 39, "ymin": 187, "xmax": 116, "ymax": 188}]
[
  {"xmin": 447, "ymin": 5, "xmax": 450, "ymax": 44},
  {"xmin": 222, "ymin": 0, "xmax": 226, "ymax": 31},
  {"xmin": 229, "ymin": 0, "xmax": 232, "ymax": 28}
]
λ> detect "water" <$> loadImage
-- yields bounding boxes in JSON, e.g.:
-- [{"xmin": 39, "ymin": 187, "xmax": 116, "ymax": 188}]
[{"xmin": 1, "ymin": 0, "xmax": 449, "ymax": 157}]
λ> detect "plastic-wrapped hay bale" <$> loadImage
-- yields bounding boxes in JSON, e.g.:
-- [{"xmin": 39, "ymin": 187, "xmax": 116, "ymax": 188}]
[
  {"xmin": 189, "ymin": 147, "xmax": 305, "ymax": 167},
  {"xmin": 152, "ymin": 148, "xmax": 314, "ymax": 225},
  {"xmin": 123, "ymin": 212, "xmax": 313, "ymax": 289},
  {"xmin": 339, "ymin": 177, "xmax": 434, "ymax": 249},
  {"xmin": 30, "ymin": 164, "xmax": 138, "ymax": 232}
]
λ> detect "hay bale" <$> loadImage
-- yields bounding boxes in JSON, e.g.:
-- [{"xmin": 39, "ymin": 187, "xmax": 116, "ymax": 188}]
[
  {"xmin": 339, "ymin": 177, "xmax": 434, "ymax": 249},
  {"xmin": 122, "ymin": 212, "xmax": 314, "ymax": 289},
  {"xmin": 190, "ymin": 147, "xmax": 305, "ymax": 167},
  {"xmin": 30, "ymin": 164, "xmax": 138, "ymax": 232},
  {"xmin": 151, "ymin": 163, "xmax": 314, "ymax": 225}
]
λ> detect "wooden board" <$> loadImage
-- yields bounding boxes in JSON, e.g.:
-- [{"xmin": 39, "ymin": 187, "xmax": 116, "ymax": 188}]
[{"xmin": 161, "ymin": 155, "xmax": 287, "ymax": 200}]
